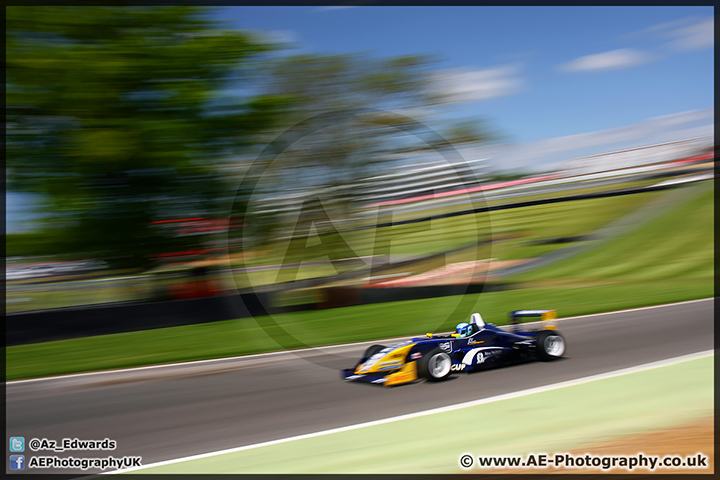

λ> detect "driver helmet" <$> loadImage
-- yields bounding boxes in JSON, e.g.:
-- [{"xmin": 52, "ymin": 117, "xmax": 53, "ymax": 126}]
[{"xmin": 455, "ymin": 322, "xmax": 473, "ymax": 337}]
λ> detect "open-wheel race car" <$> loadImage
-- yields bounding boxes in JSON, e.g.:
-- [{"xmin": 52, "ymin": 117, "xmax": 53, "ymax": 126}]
[{"xmin": 342, "ymin": 310, "xmax": 565, "ymax": 386}]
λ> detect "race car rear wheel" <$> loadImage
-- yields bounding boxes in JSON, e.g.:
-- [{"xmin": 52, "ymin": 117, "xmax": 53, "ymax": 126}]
[
  {"xmin": 418, "ymin": 347, "xmax": 452, "ymax": 381},
  {"xmin": 536, "ymin": 330, "xmax": 565, "ymax": 361}
]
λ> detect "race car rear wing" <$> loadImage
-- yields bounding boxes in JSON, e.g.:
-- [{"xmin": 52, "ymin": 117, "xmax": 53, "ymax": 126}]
[{"xmin": 508, "ymin": 309, "xmax": 557, "ymax": 333}]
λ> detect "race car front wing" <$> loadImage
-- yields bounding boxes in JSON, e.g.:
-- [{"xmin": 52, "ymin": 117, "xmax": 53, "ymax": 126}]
[{"xmin": 341, "ymin": 361, "xmax": 418, "ymax": 386}]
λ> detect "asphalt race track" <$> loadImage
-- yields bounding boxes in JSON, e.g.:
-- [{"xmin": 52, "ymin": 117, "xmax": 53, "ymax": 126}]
[{"xmin": 6, "ymin": 299, "xmax": 713, "ymax": 474}]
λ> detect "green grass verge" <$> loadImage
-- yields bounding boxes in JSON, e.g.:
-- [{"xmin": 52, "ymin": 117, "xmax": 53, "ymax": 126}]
[
  {"xmin": 6, "ymin": 184, "xmax": 711, "ymax": 380},
  {"xmin": 6, "ymin": 282, "xmax": 149, "ymax": 314},
  {"xmin": 242, "ymin": 189, "xmax": 664, "ymax": 282},
  {"xmin": 509, "ymin": 182, "xmax": 713, "ymax": 285}
]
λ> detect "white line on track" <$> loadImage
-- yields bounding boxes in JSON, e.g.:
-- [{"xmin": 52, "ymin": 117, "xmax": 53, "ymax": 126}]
[
  {"xmin": 105, "ymin": 349, "xmax": 714, "ymax": 474},
  {"xmin": 7, "ymin": 296, "xmax": 712, "ymax": 385}
]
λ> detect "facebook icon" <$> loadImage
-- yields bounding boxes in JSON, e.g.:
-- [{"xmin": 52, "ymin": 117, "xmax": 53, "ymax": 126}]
[{"xmin": 10, "ymin": 455, "xmax": 25, "ymax": 470}]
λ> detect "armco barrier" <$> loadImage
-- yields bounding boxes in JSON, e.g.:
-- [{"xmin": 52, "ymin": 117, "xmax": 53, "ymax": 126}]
[
  {"xmin": 6, "ymin": 294, "xmax": 258, "ymax": 346},
  {"xmin": 6, "ymin": 283, "xmax": 516, "ymax": 346}
]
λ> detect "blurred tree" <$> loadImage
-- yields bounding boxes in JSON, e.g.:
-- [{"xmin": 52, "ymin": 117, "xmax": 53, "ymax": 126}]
[
  {"xmin": 6, "ymin": 6, "xmax": 287, "ymax": 270},
  {"xmin": 6, "ymin": 232, "xmax": 59, "ymax": 258},
  {"xmin": 238, "ymin": 53, "xmax": 497, "ymax": 266}
]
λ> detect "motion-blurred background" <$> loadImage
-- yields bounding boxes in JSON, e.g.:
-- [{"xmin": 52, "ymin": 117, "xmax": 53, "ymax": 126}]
[{"xmin": 6, "ymin": 6, "xmax": 713, "ymax": 368}]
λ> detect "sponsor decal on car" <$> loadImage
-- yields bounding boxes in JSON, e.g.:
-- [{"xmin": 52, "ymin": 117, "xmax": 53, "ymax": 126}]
[
  {"xmin": 410, "ymin": 352, "xmax": 422, "ymax": 360},
  {"xmin": 476, "ymin": 349, "xmax": 502, "ymax": 364},
  {"xmin": 462, "ymin": 347, "xmax": 504, "ymax": 365},
  {"xmin": 450, "ymin": 364, "xmax": 466, "ymax": 371},
  {"xmin": 377, "ymin": 361, "xmax": 402, "ymax": 370},
  {"xmin": 439, "ymin": 341, "xmax": 452, "ymax": 353}
]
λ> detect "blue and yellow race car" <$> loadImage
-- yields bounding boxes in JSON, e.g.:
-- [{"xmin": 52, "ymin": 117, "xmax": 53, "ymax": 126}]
[{"xmin": 342, "ymin": 310, "xmax": 565, "ymax": 386}]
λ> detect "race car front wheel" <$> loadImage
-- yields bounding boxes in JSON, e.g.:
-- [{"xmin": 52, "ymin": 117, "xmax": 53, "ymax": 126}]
[
  {"xmin": 536, "ymin": 330, "xmax": 566, "ymax": 361},
  {"xmin": 362, "ymin": 344, "xmax": 385, "ymax": 362},
  {"xmin": 419, "ymin": 347, "xmax": 452, "ymax": 381},
  {"xmin": 354, "ymin": 344, "xmax": 387, "ymax": 370}
]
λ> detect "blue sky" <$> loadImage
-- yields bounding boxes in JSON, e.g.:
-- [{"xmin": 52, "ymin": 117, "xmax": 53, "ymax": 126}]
[
  {"xmin": 7, "ymin": 6, "xmax": 714, "ymax": 233},
  {"xmin": 225, "ymin": 6, "xmax": 713, "ymax": 166}
]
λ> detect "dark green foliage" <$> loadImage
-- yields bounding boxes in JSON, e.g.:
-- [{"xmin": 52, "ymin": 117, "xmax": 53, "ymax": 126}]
[{"xmin": 6, "ymin": 7, "xmax": 287, "ymax": 269}]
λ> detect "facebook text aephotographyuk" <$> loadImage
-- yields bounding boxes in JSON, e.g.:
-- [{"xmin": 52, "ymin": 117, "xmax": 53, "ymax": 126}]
[{"xmin": 27, "ymin": 455, "xmax": 142, "ymax": 470}]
